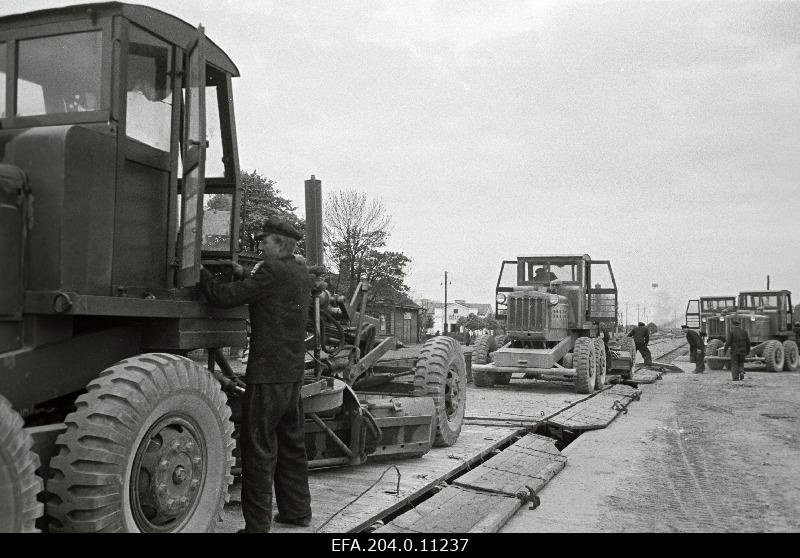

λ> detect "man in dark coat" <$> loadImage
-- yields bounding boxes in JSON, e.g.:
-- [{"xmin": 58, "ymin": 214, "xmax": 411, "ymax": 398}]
[
  {"xmin": 681, "ymin": 325, "xmax": 705, "ymax": 373},
  {"xmin": 627, "ymin": 322, "xmax": 652, "ymax": 365},
  {"xmin": 724, "ymin": 319, "xmax": 751, "ymax": 381},
  {"xmin": 200, "ymin": 217, "xmax": 319, "ymax": 533}
]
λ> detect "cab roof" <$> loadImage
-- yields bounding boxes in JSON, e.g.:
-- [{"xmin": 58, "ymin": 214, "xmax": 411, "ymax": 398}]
[
  {"xmin": 0, "ymin": 2, "xmax": 239, "ymax": 76},
  {"xmin": 517, "ymin": 254, "xmax": 592, "ymax": 262}
]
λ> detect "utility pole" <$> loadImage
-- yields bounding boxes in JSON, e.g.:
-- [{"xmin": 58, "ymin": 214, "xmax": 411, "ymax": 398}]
[
  {"xmin": 240, "ymin": 178, "xmax": 249, "ymax": 250},
  {"xmin": 637, "ymin": 304, "xmax": 640, "ymax": 324},
  {"xmin": 767, "ymin": 275, "xmax": 770, "ymax": 290},
  {"xmin": 625, "ymin": 301, "xmax": 629, "ymax": 328},
  {"xmin": 442, "ymin": 271, "xmax": 451, "ymax": 333}
]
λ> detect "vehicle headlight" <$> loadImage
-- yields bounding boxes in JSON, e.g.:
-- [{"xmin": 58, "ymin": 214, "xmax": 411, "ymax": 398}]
[
  {"xmin": 701, "ymin": 318, "xmax": 707, "ymax": 323},
  {"xmin": 750, "ymin": 316, "xmax": 756, "ymax": 322},
  {"xmin": 549, "ymin": 294, "xmax": 560, "ymax": 305},
  {"xmin": 496, "ymin": 293, "xmax": 506, "ymax": 304},
  {"xmin": 719, "ymin": 317, "xmax": 724, "ymax": 321}
]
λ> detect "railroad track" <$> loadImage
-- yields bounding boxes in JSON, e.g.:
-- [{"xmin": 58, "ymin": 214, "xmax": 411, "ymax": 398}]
[{"xmin": 643, "ymin": 339, "xmax": 689, "ymax": 365}]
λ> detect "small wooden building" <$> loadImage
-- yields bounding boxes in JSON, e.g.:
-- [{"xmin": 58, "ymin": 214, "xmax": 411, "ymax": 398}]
[{"xmin": 370, "ymin": 293, "xmax": 421, "ymax": 345}]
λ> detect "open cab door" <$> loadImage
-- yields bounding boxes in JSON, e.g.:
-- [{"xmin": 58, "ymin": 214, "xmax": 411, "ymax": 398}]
[
  {"xmin": 178, "ymin": 26, "xmax": 207, "ymax": 287},
  {"xmin": 586, "ymin": 260, "xmax": 618, "ymax": 323},
  {"xmin": 685, "ymin": 299, "xmax": 700, "ymax": 328}
]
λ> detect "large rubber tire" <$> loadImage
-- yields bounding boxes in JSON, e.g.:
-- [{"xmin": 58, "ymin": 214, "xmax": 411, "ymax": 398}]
[
  {"xmin": 573, "ymin": 337, "xmax": 596, "ymax": 394},
  {"xmin": 705, "ymin": 339, "xmax": 724, "ymax": 370},
  {"xmin": 620, "ymin": 337, "xmax": 636, "ymax": 380},
  {"xmin": 763, "ymin": 340, "xmax": 784, "ymax": 372},
  {"xmin": 0, "ymin": 394, "xmax": 44, "ymax": 532},
  {"xmin": 593, "ymin": 337, "xmax": 607, "ymax": 389},
  {"xmin": 783, "ymin": 340, "xmax": 799, "ymax": 372},
  {"xmin": 414, "ymin": 337, "xmax": 467, "ymax": 447},
  {"xmin": 472, "ymin": 334, "xmax": 497, "ymax": 388},
  {"xmin": 47, "ymin": 353, "xmax": 235, "ymax": 532}
]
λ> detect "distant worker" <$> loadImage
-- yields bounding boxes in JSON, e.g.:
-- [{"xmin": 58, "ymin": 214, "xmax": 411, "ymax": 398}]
[
  {"xmin": 681, "ymin": 325, "xmax": 705, "ymax": 373},
  {"xmin": 534, "ymin": 267, "xmax": 557, "ymax": 282},
  {"xmin": 627, "ymin": 322, "xmax": 652, "ymax": 366},
  {"xmin": 724, "ymin": 319, "xmax": 751, "ymax": 381},
  {"xmin": 199, "ymin": 217, "xmax": 324, "ymax": 532}
]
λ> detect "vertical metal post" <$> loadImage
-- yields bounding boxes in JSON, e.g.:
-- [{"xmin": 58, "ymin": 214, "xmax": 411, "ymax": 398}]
[
  {"xmin": 304, "ymin": 175, "xmax": 324, "ymax": 267},
  {"xmin": 444, "ymin": 271, "xmax": 448, "ymax": 333},
  {"xmin": 305, "ymin": 175, "xmax": 324, "ymax": 377}
]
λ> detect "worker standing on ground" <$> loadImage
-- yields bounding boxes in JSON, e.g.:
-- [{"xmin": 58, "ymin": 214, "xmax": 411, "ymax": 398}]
[
  {"xmin": 681, "ymin": 325, "xmax": 705, "ymax": 373},
  {"xmin": 627, "ymin": 322, "xmax": 652, "ymax": 366},
  {"xmin": 199, "ymin": 218, "xmax": 324, "ymax": 533},
  {"xmin": 724, "ymin": 319, "xmax": 751, "ymax": 381}
]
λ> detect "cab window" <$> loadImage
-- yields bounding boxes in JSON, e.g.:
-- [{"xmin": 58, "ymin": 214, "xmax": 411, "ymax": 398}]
[
  {"xmin": 126, "ymin": 25, "xmax": 173, "ymax": 151},
  {"xmin": 16, "ymin": 31, "xmax": 102, "ymax": 116}
]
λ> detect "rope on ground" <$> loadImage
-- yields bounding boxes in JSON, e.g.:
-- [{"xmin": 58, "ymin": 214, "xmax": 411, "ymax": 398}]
[{"xmin": 314, "ymin": 465, "xmax": 401, "ymax": 533}]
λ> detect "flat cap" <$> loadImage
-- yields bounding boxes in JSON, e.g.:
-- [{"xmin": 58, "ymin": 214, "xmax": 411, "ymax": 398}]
[
  {"xmin": 255, "ymin": 217, "xmax": 302, "ymax": 241},
  {"xmin": 732, "ymin": 319, "xmax": 742, "ymax": 325},
  {"xmin": 680, "ymin": 324, "xmax": 688, "ymax": 329}
]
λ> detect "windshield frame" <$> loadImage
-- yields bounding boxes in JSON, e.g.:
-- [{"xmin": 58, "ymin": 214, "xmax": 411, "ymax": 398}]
[
  {"xmin": 0, "ymin": 17, "xmax": 112, "ymax": 129},
  {"xmin": 700, "ymin": 298, "xmax": 736, "ymax": 311},
  {"xmin": 739, "ymin": 293, "xmax": 780, "ymax": 309}
]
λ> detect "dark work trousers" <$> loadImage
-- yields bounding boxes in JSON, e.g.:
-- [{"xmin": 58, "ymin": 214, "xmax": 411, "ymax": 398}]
[
  {"xmin": 690, "ymin": 348, "xmax": 706, "ymax": 372},
  {"xmin": 240, "ymin": 382, "xmax": 311, "ymax": 533},
  {"xmin": 730, "ymin": 354, "xmax": 746, "ymax": 380},
  {"xmin": 635, "ymin": 343, "xmax": 652, "ymax": 366}
]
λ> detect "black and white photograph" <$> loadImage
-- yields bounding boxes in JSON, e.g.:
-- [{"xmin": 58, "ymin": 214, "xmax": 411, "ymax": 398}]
[{"xmin": 0, "ymin": 0, "xmax": 798, "ymax": 537}]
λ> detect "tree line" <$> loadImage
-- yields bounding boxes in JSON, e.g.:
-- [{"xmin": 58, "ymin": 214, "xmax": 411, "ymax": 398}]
[{"xmin": 210, "ymin": 170, "xmax": 412, "ymax": 309}]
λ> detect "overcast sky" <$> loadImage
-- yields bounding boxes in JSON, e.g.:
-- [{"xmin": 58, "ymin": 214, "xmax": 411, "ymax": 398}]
[{"xmin": 4, "ymin": 0, "xmax": 799, "ymax": 324}]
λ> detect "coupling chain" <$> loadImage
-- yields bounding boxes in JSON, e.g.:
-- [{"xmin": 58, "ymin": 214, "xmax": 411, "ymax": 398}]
[
  {"xmin": 611, "ymin": 400, "xmax": 628, "ymax": 414},
  {"xmin": 515, "ymin": 485, "xmax": 541, "ymax": 510}
]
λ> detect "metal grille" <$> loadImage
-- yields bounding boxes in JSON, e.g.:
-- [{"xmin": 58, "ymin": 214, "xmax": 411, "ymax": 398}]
[
  {"xmin": 707, "ymin": 319, "xmax": 725, "ymax": 336},
  {"xmin": 508, "ymin": 295, "xmax": 546, "ymax": 330}
]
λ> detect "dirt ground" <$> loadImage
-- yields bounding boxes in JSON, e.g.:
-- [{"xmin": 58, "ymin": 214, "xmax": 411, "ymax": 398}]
[{"xmin": 501, "ymin": 357, "xmax": 800, "ymax": 532}]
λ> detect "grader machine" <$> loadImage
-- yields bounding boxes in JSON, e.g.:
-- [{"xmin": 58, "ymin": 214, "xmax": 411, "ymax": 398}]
[
  {"xmin": 0, "ymin": 3, "xmax": 466, "ymax": 533},
  {"xmin": 704, "ymin": 290, "xmax": 799, "ymax": 372},
  {"xmin": 471, "ymin": 255, "xmax": 636, "ymax": 393}
]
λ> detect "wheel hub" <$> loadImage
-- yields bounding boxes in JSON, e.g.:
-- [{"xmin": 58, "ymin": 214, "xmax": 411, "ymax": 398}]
[
  {"xmin": 445, "ymin": 365, "xmax": 462, "ymax": 418},
  {"xmin": 131, "ymin": 416, "xmax": 204, "ymax": 531}
]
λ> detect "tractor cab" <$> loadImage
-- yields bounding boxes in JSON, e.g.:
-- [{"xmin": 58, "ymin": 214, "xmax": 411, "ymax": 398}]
[
  {"xmin": 685, "ymin": 296, "xmax": 736, "ymax": 340},
  {"xmin": 731, "ymin": 291, "xmax": 794, "ymax": 342},
  {"xmin": 495, "ymin": 255, "xmax": 618, "ymax": 335},
  {"xmin": 0, "ymin": 2, "xmax": 241, "ymax": 301}
]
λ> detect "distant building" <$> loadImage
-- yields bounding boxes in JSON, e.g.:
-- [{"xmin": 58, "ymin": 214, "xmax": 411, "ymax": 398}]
[
  {"xmin": 370, "ymin": 291, "xmax": 421, "ymax": 344},
  {"xmin": 417, "ymin": 298, "xmax": 492, "ymax": 334}
]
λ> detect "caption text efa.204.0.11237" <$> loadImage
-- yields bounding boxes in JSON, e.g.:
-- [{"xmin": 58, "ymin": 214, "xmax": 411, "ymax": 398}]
[{"xmin": 331, "ymin": 538, "xmax": 470, "ymax": 552}]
